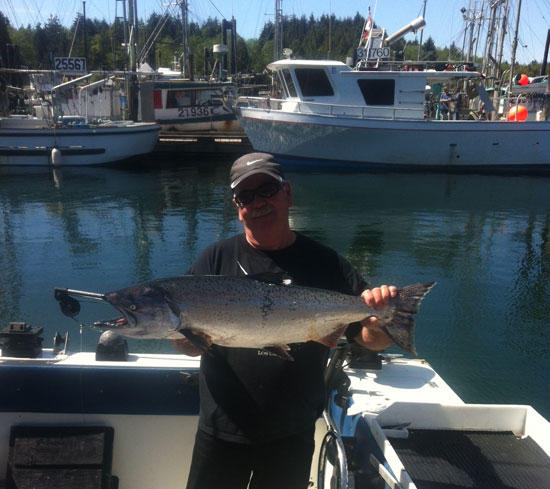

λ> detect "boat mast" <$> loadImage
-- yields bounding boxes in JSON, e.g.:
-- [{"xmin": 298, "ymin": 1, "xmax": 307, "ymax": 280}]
[
  {"xmin": 483, "ymin": 0, "xmax": 504, "ymax": 81},
  {"xmin": 541, "ymin": 29, "xmax": 550, "ymax": 76},
  {"xmin": 417, "ymin": 0, "xmax": 427, "ymax": 61},
  {"xmin": 466, "ymin": 0, "xmax": 476, "ymax": 61},
  {"xmin": 274, "ymin": 0, "xmax": 283, "ymax": 61},
  {"xmin": 83, "ymin": 1, "xmax": 88, "ymax": 61},
  {"xmin": 507, "ymin": 0, "xmax": 522, "ymax": 92},
  {"xmin": 127, "ymin": 0, "xmax": 138, "ymax": 72},
  {"xmin": 181, "ymin": 0, "xmax": 192, "ymax": 78},
  {"xmin": 491, "ymin": 0, "xmax": 509, "ymax": 112},
  {"xmin": 495, "ymin": 0, "xmax": 508, "ymax": 80}
]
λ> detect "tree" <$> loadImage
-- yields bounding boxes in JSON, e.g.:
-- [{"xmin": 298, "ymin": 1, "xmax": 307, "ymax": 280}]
[
  {"xmin": 421, "ymin": 36, "xmax": 437, "ymax": 61},
  {"xmin": 33, "ymin": 16, "xmax": 70, "ymax": 68},
  {"xmin": 0, "ymin": 12, "xmax": 13, "ymax": 68},
  {"xmin": 5, "ymin": 11, "xmax": 486, "ymax": 75}
]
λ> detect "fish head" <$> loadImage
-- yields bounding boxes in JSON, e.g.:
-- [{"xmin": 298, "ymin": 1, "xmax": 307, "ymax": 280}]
[{"xmin": 95, "ymin": 284, "xmax": 181, "ymax": 338}]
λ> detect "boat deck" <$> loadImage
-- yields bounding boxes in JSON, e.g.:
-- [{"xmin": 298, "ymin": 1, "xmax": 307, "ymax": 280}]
[
  {"xmin": 393, "ymin": 429, "xmax": 550, "ymax": 489},
  {"xmin": 341, "ymin": 357, "xmax": 550, "ymax": 489},
  {"xmin": 346, "ymin": 356, "xmax": 464, "ymax": 417}
]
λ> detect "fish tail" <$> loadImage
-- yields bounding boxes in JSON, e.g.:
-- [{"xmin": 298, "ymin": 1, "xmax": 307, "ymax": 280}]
[{"xmin": 383, "ymin": 282, "xmax": 436, "ymax": 356}]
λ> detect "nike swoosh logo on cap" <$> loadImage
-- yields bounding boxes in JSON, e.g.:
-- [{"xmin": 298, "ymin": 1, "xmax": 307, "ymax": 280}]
[{"xmin": 246, "ymin": 159, "xmax": 263, "ymax": 166}]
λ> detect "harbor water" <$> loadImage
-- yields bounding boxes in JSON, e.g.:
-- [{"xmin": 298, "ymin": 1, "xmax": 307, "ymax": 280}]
[{"xmin": 1, "ymin": 157, "xmax": 549, "ymax": 418}]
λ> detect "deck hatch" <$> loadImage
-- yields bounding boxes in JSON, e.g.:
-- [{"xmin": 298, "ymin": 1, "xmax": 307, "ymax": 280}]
[
  {"xmin": 391, "ymin": 429, "xmax": 550, "ymax": 489},
  {"xmin": 6, "ymin": 426, "xmax": 116, "ymax": 489}
]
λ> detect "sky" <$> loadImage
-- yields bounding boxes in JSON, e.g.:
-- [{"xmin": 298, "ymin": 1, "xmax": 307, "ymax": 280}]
[{"xmin": 2, "ymin": 0, "xmax": 550, "ymax": 65}]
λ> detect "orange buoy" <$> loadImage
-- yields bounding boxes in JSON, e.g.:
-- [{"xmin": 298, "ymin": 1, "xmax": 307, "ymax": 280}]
[
  {"xmin": 518, "ymin": 74, "xmax": 529, "ymax": 86},
  {"xmin": 508, "ymin": 105, "xmax": 528, "ymax": 121}
]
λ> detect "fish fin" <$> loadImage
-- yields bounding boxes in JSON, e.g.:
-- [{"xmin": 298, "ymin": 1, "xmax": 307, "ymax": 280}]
[
  {"xmin": 247, "ymin": 272, "xmax": 293, "ymax": 286},
  {"xmin": 316, "ymin": 324, "xmax": 348, "ymax": 348},
  {"xmin": 262, "ymin": 345, "xmax": 294, "ymax": 361},
  {"xmin": 179, "ymin": 328, "xmax": 210, "ymax": 354},
  {"xmin": 384, "ymin": 282, "xmax": 436, "ymax": 356}
]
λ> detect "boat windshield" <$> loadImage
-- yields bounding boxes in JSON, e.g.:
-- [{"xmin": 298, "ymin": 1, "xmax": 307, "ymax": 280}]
[{"xmin": 281, "ymin": 69, "xmax": 298, "ymax": 98}]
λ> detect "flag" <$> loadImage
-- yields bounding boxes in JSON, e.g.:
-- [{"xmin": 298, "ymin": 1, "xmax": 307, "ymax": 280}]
[{"xmin": 361, "ymin": 9, "xmax": 372, "ymax": 41}]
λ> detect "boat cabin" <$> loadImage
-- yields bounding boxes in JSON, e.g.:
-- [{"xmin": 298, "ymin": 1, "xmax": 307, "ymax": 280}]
[
  {"xmin": 267, "ymin": 59, "xmax": 482, "ymax": 121},
  {"xmin": 139, "ymin": 80, "xmax": 239, "ymax": 133}
]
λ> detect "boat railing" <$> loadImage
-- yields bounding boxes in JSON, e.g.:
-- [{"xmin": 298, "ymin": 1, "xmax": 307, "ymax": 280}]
[{"xmin": 237, "ymin": 96, "xmax": 425, "ymax": 121}]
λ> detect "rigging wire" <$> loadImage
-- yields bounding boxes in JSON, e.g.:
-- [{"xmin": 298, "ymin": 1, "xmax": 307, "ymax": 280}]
[
  {"xmin": 207, "ymin": 0, "xmax": 226, "ymax": 20},
  {"xmin": 5, "ymin": 0, "xmax": 22, "ymax": 27}
]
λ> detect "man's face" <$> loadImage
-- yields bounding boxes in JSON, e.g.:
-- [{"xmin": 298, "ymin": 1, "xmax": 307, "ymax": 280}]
[{"xmin": 233, "ymin": 174, "xmax": 292, "ymax": 238}]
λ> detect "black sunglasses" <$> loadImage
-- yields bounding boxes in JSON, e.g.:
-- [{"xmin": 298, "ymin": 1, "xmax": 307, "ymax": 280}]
[{"xmin": 234, "ymin": 181, "xmax": 284, "ymax": 207}]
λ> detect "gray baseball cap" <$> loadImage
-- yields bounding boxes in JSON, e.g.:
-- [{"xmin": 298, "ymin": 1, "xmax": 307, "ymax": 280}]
[{"xmin": 230, "ymin": 153, "xmax": 285, "ymax": 189}]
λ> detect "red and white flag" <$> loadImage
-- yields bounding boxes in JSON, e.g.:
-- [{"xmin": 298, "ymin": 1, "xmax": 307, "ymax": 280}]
[{"xmin": 361, "ymin": 9, "xmax": 372, "ymax": 40}]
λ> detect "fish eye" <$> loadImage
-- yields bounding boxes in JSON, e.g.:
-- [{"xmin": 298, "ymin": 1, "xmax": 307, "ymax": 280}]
[{"xmin": 129, "ymin": 304, "xmax": 136, "ymax": 311}]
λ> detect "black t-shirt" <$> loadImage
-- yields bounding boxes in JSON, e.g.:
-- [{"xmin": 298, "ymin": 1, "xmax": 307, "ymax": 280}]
[{"xmin": 188, "ymin": 232, "xmax": 368, "ymax": 443}]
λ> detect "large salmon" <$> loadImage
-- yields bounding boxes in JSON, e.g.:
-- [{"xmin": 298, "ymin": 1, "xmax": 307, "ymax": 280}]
[{"xmin": 87, "ymin": 275, "xmax": 435, "ymax": 356}]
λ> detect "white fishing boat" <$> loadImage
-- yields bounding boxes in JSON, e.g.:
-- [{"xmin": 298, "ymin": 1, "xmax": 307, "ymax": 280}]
[
  {"xmin": 0, "ymin": 116, "xmax": 160, "ymax": 166},
  {"xmin": 1, "ymin": 323, "xmax": 549, "ymax": 489},
  {"xmin": 235, "ymin": 59, "xmax": 550, "ymax": 170},
  {"xmin": 234, "ymin": 15, "xmax": 550, "ymax": 171},
  {"xmin": 0, "ymin": 71, "xmax": 161, "ymax": 167}
]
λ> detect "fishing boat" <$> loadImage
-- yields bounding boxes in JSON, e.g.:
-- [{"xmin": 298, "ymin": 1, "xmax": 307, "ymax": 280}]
[
  {"xmin": 0, "ymin": 72, "xmax": 161, "ymax": 166},
  {"xmin": 234, "ymin": 15, "xmax": 550, "ymax": 171},
  {"xmin": 139, "ymin": 77, "xmax": 241, "ymax": 134},
  {"xmin": 136, "ymin": 3, "xmax": 246, "ymax": 135},
  {"xmin": 1, "ymin": 321, "xmax": 549, "ymax": 489}
]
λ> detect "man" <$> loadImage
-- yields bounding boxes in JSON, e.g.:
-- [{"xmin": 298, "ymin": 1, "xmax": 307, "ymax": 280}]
[
  {"xmin": 174, "ymin": 153, "xmax": 396, "ymax": 489},
  {"xmin": 453, "ymin": 87, "xmax": 462, "ymax": 120},
  {"xmin": 439, "ymin": 87, "xmax": 452, "ymax": 120}
]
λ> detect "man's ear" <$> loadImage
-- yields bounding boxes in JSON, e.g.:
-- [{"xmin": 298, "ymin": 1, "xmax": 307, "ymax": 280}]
[{"xmin": 233, "ymin": 199, "xmax": 245, "ymax": 222}]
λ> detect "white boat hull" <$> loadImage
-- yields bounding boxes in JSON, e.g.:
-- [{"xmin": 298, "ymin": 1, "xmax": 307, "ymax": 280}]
[
  {"xmin": 0, "ymin": 122, "xmax": 160, "ymax": 166},
  {"xmin": 239, "ymin": 107, "xmax": 550, "ymax": 169}
]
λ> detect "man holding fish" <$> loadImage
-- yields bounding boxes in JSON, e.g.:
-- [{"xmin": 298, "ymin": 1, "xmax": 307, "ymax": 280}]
[{"xmin": 175, "ymin": 152, "xmax": 397, "ymax": 489}]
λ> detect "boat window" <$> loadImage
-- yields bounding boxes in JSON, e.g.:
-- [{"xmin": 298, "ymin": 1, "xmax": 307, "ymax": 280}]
[
  {"xmin": 166, "ymin": 90, "xmax": 194, "ymax": 108},
  {"xmin": 275, "ymin": 71, "xmax": 287, "ymax": 98},
  {"xmin": 281, "ymin": 69, "xmax": 298, "ymax": 98},
  {"xmin": 196, "ymin": 90, "xmax": 212, "ymax": 106},
  {"xmin": 295, "ymin": 68, "xmax": 334, "ymax": 97},
  {"xmin": 357, "ymin": 79, "xmax": 395, "ymax": 105}
]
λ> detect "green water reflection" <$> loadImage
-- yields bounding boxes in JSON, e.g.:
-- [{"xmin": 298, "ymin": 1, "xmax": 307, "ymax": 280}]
[{"xmin": 1, "ymin": 161, "xmax": 549, "ymax": 417}]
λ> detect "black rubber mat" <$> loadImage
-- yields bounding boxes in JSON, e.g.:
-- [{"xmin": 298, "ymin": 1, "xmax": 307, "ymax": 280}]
[{"xmin": 390, "ymin": 429, "xmax": 550, "ymax": 489}]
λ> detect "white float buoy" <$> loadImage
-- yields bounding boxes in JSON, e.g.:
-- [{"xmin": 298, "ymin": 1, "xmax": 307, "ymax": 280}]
[{"xmin": 51, "ymin": 147, "xmax": 61, "ymax": 166}]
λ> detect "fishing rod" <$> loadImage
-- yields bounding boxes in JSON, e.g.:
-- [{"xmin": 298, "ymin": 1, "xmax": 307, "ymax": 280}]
[{"xmin": 54, "ymin": 287, "xmax": 105, "ymax": 317}]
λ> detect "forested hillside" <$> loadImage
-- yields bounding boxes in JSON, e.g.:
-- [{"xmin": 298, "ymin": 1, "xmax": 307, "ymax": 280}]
[{"xmin": 0, "ymin": 11, "xmax": 542, "ymax": 77}]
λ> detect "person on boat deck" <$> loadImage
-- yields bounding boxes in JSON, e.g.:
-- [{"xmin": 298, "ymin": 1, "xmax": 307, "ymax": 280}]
[
  {"xmin": 173, "ymin": 152, "xmax": 396, "ymax": 489},
  {"xmin": 452, "ymin": 87, "xmax": 462, "ymax": 120},
  {"xmin": 439, "ymin": 87, "xmax": 452, "ymax": 120}
]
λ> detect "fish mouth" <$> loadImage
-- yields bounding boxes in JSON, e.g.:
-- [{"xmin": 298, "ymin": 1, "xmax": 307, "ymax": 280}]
[{"xmin": 94, "ymin": 309, "xmax": 136, "ymax": 329}]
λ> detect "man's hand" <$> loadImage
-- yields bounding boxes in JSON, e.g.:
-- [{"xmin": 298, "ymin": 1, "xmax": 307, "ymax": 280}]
[
  {"xmin": 171, "ymin": 333, "xmax": 212, "ymax": 356},
  {"xmin": 361, "ymin": 284, "xmax": 397, "ymax": 309},
  {"xmin": 355, "ymin": 285, "xmax": 397, "ymax": 351}
]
